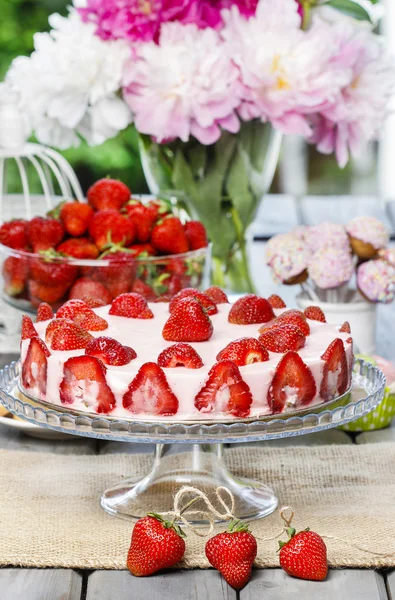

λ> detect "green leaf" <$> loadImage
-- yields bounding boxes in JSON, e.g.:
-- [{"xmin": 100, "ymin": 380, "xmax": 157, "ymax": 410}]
[
  {"xmin": 226, "ymin": 147, "xmax": 256, "ymax": 229},
  {"xmin": 325, "ymin": 0, "xmax": 372, "ymax": 21}
]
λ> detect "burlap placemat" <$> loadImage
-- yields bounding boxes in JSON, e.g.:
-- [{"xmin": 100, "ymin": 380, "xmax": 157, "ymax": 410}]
[{"xmin": 0, "ymin": 443, "xmax": 394, "ymax": 569}]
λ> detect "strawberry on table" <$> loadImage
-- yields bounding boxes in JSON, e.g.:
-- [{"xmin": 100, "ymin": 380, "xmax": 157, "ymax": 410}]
[
  {"xmin": 216, "ymin": 338, "xmax": 269, "ymax": 366},
  {"xmin": 169, "ymin": 288, "xmax": 217, "ymax": 315},
  {"xmin": 260, "ymin": 309, "xmax": 310, "ymax": 337},
  {"xmin": 127, "ymin": 514, "xmax": 186, "ymax": 576},
  {"xmin": 228, "ymin": 294, "xmax": 274, "ymax": 325},
  {"xmin": 268, "ymin": 351, "xmax": 316, "ymax": 413},
  {"xmin": 21, "ymin": 337, "xmax": 50, "ymax": 397},
  {"xmin": 320, "ymin": 338, "xmax": 348, "ymax": 401},
  {"xmin": 3, "ymin": 256, "xmax": 28, "ymax": 296},
  {"xmin": 304, "ymin": 306, "xmax": 326, "ymax": 323},
  {"xmin": 69, "ymin": 278, "xmax": 112, "ymax": 307},
  {"xmin": 27, "ymin": 217, "xmax": 64, "ymax": 253},
  {"xmin": 279, "ymin": 526, "xmax": 328, "ymax": 581},
  {"xmin": 36, "ymin": 302, "xmax": 54, "ymax": 322},
  {"xmin": 60, "ymin": 201, "xmax": 94, "ymax": 237},
  {"xmin": 184, "ymin": 220, "xmax": 208, "ymax": 250},
  {"xmin": 157, "ymin": 343, "xmax": 203, "ymax": 368},
  {"xmin": 259, "ymin": 324, "xmax": 306, "ymax": 353},
  {"xmin": 85, "ymin": 336, "xmax": 136, "ymax": 366},
  {"xmin": 267, "ymin": 294, "xmax": 286, "ymax": 309},
  {"xmin": 60, "ymin": 355, "xmax": 116, "ymax": 413},
  {"xmin": 109, "ymin": 293, "xmax": 154, "ymax": 318},
  {"xmin": 205, "ymin": 519, "xmax": 257, "ymax": 590},
  {"xmin": 0, "ymin": 219, "xmax": 29, "ymax": 250},
  {"xmin": 151, "ymin": 216, "xmax": 189, "ymax": 255},
  {"xmin": 162, "ymin": 298, "xmax": 213, "ymax": 342},
  {"xmin": 124, "ymin": 200, "xmax": 157, "ymax": 243},
  {"xmin": 195, "ymin": 360, "xmax": 252, "ymax": 417},
  {"xmin": 123, "ymin": 362, "xmax": 179, "ymax": 415},
  {"xmin": 57, "ymin": 238, "xmax": 99, "ymax": 260},
  {"xmin": 89, "ymin": 209, "xmax": 135, "ymax": 250},
  {"xmin": 87, "ymin": 178, "xmax": 131, "ymax": 211},
  {"xmin": 57, "ymin": 299, "xmax": 108, "ymax": 331},
  {"xmin": 204, "ymin": 286, "xmax": 229, "ymax": 304},
  {"xmin": 45, "ymin": 319, "xmax": 93, "ymax": 350},
  {"xmin": 21, "ymin": 315, "xmax": 38, "ymax": 341}
]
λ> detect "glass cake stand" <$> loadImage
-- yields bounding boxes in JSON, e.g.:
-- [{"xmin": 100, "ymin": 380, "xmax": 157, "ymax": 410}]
[{"xmin": 0, "ymin": 359, "xmax": 385, "ymax": 524}]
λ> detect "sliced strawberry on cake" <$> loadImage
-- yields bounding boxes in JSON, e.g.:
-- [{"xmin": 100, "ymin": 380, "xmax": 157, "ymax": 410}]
[
  {"xmin": 260, "ymin": 309, "xmax": 310, "ymax": 336},
  {"xmin": 57, "ymin": 299, "xmax": 108, "ymax": 331},
  {"xmin": 162, "ymin": 298, "xmax": 213, "ymax": 342},
  {"xmin": 169, "ymin": 288, "xmax": 217, "ymax": 315},
  {"xmin": 216, "ymin": 338, "xmax": 269, "ymax": 366},
  {"xmin": 85, "ymin": 337, "xmax": 137, "ymax": 366},
  {"xmin": 267, "ymin": 351, "xmax": 316, "ymax": 414},
  {"xmin": 339, "ymin": 321, "xmax": 351, "ymax": 334},
  {"xmin": 60, "ymin": 356, "xmax": 116, "ymax": 413},
  {"xmin": 204, "ymin": 286, "xmax": 229, "ymax": 304},
  {"xmin": 267, "ymin": 294, "xmax": 286, "ymax": 309},
  {"xmin": 228, "ymin": 295, "xmax": 274, "ymax": 325},
  {"xmin": 21, "ymin": 315, "xmax": 38, "ymax": 341},
  {"xmin": 157, "ymin": 343, "xmax": 203, "ymax": 369},
  {"xmin": 320, "ymin": 338, "xmax": 348, "ymax": 401},
  {"xmin": 303, "ymin": 306, "xmax": 326, "ymax": 323},
  {"xmin": 123, "ymin": 362, "xmax": 179, "ymax": 416},
  {"xmin": 259, "ymin": 324, "xmax": 306, "ymax": 353},
  {"xmin": 21, "ymin": 337, "xmax": 50, "ymax": 398},
  {"xmin": 45, "ymin": 319, "xmax": 93, "ymax": 351},
  {"xmin": 109, "ymin": 293, "xmax": 154, "ymax": 319},
  {"xmin": 194, "ymin": 360, "xmax": 253, "ymax": 418},
  {"xmin": 36, "ymin": 302, "xmax": 54, "ymax": 322}
]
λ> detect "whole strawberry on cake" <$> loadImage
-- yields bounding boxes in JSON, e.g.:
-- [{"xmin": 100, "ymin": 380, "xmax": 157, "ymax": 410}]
[{"xmin": 19, "ymin": 288, "xmax": 353, "ymax": 421}]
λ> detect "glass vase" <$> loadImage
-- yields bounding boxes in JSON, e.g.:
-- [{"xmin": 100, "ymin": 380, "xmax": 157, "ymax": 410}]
[{"xmin": 139, "ymin": 121, "xmax": 282, "ymax": 293}]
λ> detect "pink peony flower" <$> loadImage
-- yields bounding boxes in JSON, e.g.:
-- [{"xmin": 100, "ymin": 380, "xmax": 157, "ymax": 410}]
[
  {"xmin": 123, "ymin": 22, "xmax": 242, "ymax": 143},
  {"xmin": 310, "ymin": 25, "xmax": 394, "ymax": 167}
]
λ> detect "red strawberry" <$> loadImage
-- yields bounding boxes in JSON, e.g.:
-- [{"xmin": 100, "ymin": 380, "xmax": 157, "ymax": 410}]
[
  {"xmin": 228, "ymin": 295, "xmax": 274, "ymax": 325},
  {"xmin": 279, "ymin": 527, "xmax": 328, "ymax": 581},
  {"xmin": 150, "ymin": 216, "xmax": 189, "ymax": 255},
  {"xmin": 216, "ymin": 338, "xmax": 269, "ymax": 366},
  {"xmin": 124, "ymin": 200, "xmax": 157, "ymax": 243},
  {"xmin": 0, "ymin": 219, "xmax": 29, "ymax": 249},
  {"xmin": 167, "ymin": 274, "xmax": 183, "ymax": 297},
  {"xmin": 123, "ymin": 362, "xmax": 179, "ymax": 415},
  {"xmin": 3, "ymin": 256, "xmax": 28, "ymax": 296},
  {"xmin": 127, "ymin": 243, "xmax": 157, "ymax": 258},
  {"xmin": 320, "ymin": 338, "xmax": 348, "ymax": 401},
  {"xmin": 162, "ymin": 298, "xmax": 213, "ymax": 342},
  {"xmin": 45, "ymin": 319, "xmax": 93, "ymax": 350},
  {"xmin": 268, "ymin": 294, "xmax": 286, "ymax": 309},
  {"xmin": 28, "ymin": 280, "xmax": 69, "ymax": 305},
  {"xmin": 27, "ymin": 217, "xmax": 64, "ymax": 252},
  {"xmin": 339, "ymin": 321, "xmax": 351, "ymax": 333},
  {"xmin": 21, "ymin": 315, "xmax": 38, "ymax": 341},
  {"xmin": 157, "ymin": 343, "xmax": 203, "ymax": 369},
  {"xmin": 184, "ymin": 220, "xmax": 208, "ymax": 250},
  {"xmin": 145, "ymin": 198, "xmax": 172, "ymax": 221},
  {"xmin": 87, "ymin": 178, "xmax": 130, "ymax": 211},
  {"xmin": 21, "ymin": 337, "xmax": 50, "ymax": 397},
  {"xmin": 205, "ymin": 520, "xmax": 257, "ymax": 590},
  {"xmin": 260, "ymin": 309, "xmax": 310, "ymax": 337},
  {"xmin": 127, "ymin": 514, "xmax": 185, "ymax": 576},
  {"xmin": 69, "ymin": 278, "xmax": 112, "ymax": 306},
  {"xmin": 60, "ymin": 202, "xmax": 94, "ymax": 237},
  {"xmin": 169, "ymin": 288, "xmax": 217, "ymax": 315},
  {"xmin": 29, "ymin": 256, "xmax": 78, "ymax": 288},
  {"xmin": 89, "ymin": 210, "xmax": 135, "ymax": 250},
  {"xmin": 259, "ymin": 324, "xmax": 306, "ymax": 353},
  {"xmin": 94, "ymin": 251, "xmax": 136, "ymax": 298},
  {"xmin": 346, "ymin": 336, "xmax": 353, "ymax": 344},
  {"xmin": 194, "ymin": 360, "xmax": 252, "ymax": 417},
  {"xmin": 36, "ymin": 302, "xmax": 54, "ymax": 322},
  {"xmin": 60, "ymin": 355, "xmax": 116, "ymax": 413},
  {"xmin": 204, "ymin": 286, "xmax": 229, "ymax": 304},
  {"xmin": 268, "ymin": 351, "xmax": 316, "ymax": 414},
  {"xmin": 109, "ymin": 293, "xmax": 154, "ymax": 319},
  {"xmin": 85, "ymin": 336, "xmax": 136, "ymax": 366},
  {"xmin": 57, "ymin": 238, "xmax": 99, "ymax": 260},
  {"xmin": 131, "ymin": 279, "xmax": 155, "ymax": 300},
  {"xmin": 304, "ymin": 306, "xmax": 326, "ymax": 323},
  {"xmin": 57, "ymin": 299, "xmax": 108, "ymax": 331}
]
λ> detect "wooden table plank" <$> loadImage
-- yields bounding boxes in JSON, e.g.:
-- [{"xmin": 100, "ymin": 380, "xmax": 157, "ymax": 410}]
[
  {"xmin": 86, "ymin": 569, "xmax": 236, "ymax": 600},
  {"xmin": 240, "ymin": 569, "xmax": 388, "ymax": 600},
  {"xmin": 0, "ymin": 569, "xmax": 82, "ymax": 600}
]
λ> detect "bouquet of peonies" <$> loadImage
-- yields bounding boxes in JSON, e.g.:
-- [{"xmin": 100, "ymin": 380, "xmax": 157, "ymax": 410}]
[{"xmin": 3, "ymin": 0, "xmax": 394, "ymax": 292}]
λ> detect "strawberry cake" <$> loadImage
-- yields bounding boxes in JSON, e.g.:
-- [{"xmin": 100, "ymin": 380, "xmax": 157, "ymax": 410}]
[{"xmin": 19, "ymin": 288, "xmax": 354, "ymax": 421}]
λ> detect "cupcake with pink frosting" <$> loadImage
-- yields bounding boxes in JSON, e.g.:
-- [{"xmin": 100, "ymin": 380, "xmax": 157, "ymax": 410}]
[
  {"xmin": 305, "ymin": 222, "xmax": 351, "ymax": 255},
  {"xmin": 308, "ymin": 246, "xmax": 354, "ymax": 289},
  {"xmin": 346, "ymin": 216, "xmax": 389, "ymax": 259},
  {"xmin": 357, "ymin": 259, "xmax": 395, "ymax": 303},
  {"xmin": 379, "ymin": 248, "xmax": 395, "ymax": 267},
  {"xmin": 265, "ymin": 234, "xmax": 309, "ymax": 285}
]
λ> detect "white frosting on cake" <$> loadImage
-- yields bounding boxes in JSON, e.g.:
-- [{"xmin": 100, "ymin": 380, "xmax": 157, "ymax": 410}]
[{"xmin": 20, "ymin": 303, "xmax": 353, "ymax": 421}]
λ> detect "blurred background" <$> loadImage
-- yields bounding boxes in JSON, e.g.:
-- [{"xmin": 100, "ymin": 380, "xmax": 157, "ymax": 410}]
[{"xmin": 0, "ymin": 0, "xmax": 392, "ymax": 198}]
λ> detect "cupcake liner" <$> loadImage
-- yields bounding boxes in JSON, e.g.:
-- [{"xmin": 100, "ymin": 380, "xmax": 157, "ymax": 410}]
[{"xmin": 340, "ymin": 388, "xmax": 395, "ymax": 432}]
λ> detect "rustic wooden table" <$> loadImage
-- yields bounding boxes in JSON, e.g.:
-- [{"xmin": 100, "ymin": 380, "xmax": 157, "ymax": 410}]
[{"xmin": 1, "ymin": 238, "xmax": 395, "ymax": 599}]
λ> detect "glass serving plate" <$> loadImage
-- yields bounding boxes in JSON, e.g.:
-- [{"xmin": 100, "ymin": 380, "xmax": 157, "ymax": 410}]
[{"xmin": 0, "ymin": 359, "xmax": 385, "ymax": 524}]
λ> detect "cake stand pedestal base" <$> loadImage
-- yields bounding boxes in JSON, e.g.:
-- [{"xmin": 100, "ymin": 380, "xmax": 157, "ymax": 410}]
[{"xmin": 101, "ymin": 443, "xmax": 278, "ymax": 524}]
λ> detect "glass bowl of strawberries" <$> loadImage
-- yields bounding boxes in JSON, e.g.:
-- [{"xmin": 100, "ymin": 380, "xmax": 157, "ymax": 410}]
[{"xmin": 0, "ymin": 179, "xmax": 211, "ymax": 315}]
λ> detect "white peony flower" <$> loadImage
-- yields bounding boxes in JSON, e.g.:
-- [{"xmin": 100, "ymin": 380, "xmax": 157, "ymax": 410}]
[{"xmin": 6, "ymin": 11, "xmax": 132, "ymax": 149}]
